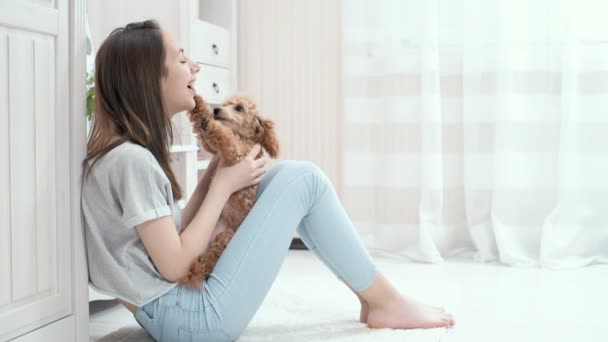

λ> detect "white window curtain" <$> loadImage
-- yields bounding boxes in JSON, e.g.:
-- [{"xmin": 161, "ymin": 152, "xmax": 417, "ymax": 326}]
[{"xmin": 342, "ymin": 0, "xmax": 608, "ymax": 268}]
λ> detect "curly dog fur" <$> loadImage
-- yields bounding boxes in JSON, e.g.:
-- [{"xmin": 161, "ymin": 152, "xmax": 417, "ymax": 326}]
[{"xmin": 177, "ymin": 93, "xmax": 280, "ymax": 290}]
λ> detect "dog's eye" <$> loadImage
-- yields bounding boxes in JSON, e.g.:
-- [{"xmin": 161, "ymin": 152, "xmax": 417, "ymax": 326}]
[{"xmin": 235, "ymin": 105, "xmax": 244, "ymax": 112}]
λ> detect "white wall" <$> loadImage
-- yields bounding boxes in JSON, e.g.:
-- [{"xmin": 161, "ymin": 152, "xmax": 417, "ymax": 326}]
[
  {"xmin": 237, "ymin": 0, "xmax": 343, "ymax": 193},
  {"xmin": 87, "ymin": 0, "xmax": 182, "ymax": 48}
]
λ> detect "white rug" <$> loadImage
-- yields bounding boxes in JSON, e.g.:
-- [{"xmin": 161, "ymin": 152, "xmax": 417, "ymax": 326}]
[
  {"xmin": 238, "ymin": 262, "xmax": 450, "ymax": 342},
  {"xmin": 91, "ymin": 251, "xmax": 608, "ymax": 341}
]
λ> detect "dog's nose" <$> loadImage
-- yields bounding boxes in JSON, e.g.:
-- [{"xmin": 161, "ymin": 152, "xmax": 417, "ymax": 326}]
[{"xmin": 213, "ymin": 107, "xmax": 221, "ymax": 116}]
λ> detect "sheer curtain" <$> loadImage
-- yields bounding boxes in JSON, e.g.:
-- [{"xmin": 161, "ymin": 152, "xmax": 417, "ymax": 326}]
[{"xmin": 341, "ymin": 0, "xmax": 608, "ymax": 268}]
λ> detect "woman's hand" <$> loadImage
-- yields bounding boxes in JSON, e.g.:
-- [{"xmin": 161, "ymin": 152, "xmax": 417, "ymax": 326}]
[{"xmin": 212, "ymin": 144, "xmax": 269, "ymax": 194}]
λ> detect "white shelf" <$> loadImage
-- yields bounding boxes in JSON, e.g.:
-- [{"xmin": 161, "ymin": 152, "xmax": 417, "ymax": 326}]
[{"xmin": 170, "ymin": 144, "xmax": 198, "ymax": 153}]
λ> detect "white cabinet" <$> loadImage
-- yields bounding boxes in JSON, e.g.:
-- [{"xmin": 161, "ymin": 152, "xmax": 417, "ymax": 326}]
[
  {"xmin": 193, "ymin": 63, "xmax": 232, "ymax": 105},
  {"xmin": 190, "ymin": 20, "xmax": 231, "ymax": 68},
  {"xmin": 0, "ymin": 0, "xmax": 89, "ymax": 340},
  {"xmin": 170, "ymin": 0, "xmax": 239, "ymax": 208}
]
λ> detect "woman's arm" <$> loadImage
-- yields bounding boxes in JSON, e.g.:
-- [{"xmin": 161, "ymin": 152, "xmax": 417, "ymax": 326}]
[
  {"xmin": 180, "ymin": 154, "xmax": 221, "ymax": 229},
  {"xmin": 137, "ymin": 181, "xmax": 231, "ymax": 282},
  {"xmin": 135, "ymin": 146, "xmax": 265, "ymax": 283}
]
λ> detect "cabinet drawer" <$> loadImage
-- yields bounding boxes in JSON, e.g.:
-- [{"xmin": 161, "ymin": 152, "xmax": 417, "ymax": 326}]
[
  {"xmin": 194, "ymin": 64, "xmax": 231, "ymax": 104},
  {"xmin": 190, "ymin": 20, "xmax": 230, "ymax": 68}
]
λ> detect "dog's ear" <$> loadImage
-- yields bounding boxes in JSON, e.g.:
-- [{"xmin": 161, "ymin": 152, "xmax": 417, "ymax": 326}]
[{"xmin": 255, "ymin": 116, "xmax": 280, "ymax": 158}]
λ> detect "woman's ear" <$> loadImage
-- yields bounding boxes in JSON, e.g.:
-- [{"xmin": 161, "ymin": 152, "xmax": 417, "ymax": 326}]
[{"xmin": 256, "ymin": 116, "xmax": 280, "ymax": 158}]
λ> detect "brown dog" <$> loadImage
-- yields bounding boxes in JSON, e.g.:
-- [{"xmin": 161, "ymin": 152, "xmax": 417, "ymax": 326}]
[{"xmin": 178, "ymin": 93, "xmax": 280, "ymax": 290}]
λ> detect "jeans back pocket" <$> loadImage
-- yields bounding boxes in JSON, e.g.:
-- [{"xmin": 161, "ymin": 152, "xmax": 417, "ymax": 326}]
[{"xmin": 134, "ymin": 302, "xmax": 162, "ymax": 341}]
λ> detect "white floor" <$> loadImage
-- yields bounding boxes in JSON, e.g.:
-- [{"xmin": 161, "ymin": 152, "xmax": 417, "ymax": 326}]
[{"xmin": 90, "ymin": 250, "xmax": 608, "ymax": 341}]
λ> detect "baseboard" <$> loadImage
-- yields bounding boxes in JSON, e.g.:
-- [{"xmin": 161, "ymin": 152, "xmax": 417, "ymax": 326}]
[{"xmin": 289, "ymin": 237, "xmax": 308, "ymax": 250}]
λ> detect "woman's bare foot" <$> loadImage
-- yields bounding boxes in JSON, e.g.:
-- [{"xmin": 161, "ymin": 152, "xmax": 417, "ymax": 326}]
[
  {"xmin": 367, "ymin": 295, "xmax": 455, "ymax": 329},
  {"xmin": 359, "ymin": 298, "xmax": 369, "ymax": 323},
  {"xmin": 343, "ymin": 280, "xmax": 370, "ymax": 323},
  {"xmin": 344, "ymin": 275, "xmax": 454, "ymax": 328}
]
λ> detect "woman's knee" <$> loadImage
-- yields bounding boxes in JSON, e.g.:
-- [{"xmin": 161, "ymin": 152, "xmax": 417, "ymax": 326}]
[
  {"xmin": 273, "ymin": 160, "xmax": 327, "ymax": 180},
  {"xmin": 258, "ymin": 160, "xmax": 324, "ymax": 197}
]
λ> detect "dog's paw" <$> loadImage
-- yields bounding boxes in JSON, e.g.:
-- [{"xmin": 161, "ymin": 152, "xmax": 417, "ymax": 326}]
[{"xmin": 193, "ymin": 95, "xmax": 208, "ymax": 112}]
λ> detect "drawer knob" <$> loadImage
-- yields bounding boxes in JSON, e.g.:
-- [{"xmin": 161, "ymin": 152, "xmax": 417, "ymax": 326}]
[
  {"xmin": 212, "ymin": 43, "xmax": 219, "ymax": 55},
  {"xmin": 212, "ymin": 82, "xmax": 220, "ymax": 93}
]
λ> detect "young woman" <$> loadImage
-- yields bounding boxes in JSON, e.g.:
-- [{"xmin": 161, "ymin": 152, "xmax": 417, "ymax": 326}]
[{"xmin": 82, "ymin": 20, "xmax": 455, "ymax": 341}]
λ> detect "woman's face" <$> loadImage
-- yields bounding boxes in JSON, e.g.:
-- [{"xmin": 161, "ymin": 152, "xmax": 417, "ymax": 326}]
[{"xmin": 161, "ymin": 31, "xmax": 200, "ymax": 116}]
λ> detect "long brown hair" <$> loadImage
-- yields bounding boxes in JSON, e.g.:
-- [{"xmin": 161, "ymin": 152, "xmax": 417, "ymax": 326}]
[{"xmin": 83, "ymin": 20, "xmax": 182, "ymax": 200}]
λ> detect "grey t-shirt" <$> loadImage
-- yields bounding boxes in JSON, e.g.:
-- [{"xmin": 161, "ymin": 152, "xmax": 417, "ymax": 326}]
[{"xmin": 81, "ymin": 141, "xmax": 182, "ymax": 307}]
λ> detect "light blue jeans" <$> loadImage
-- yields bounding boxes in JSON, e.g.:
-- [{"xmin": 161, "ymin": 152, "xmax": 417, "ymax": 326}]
[{"xmin": 134, "ymin": 160, "xmax": 378, "ymax": 341}]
